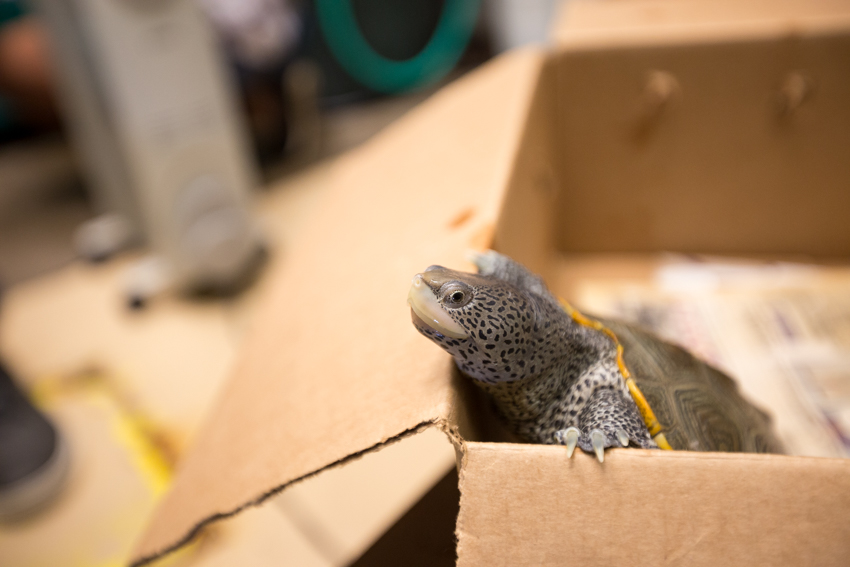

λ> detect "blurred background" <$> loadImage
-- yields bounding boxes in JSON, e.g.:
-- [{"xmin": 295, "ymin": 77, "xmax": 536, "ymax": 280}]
[
  {"xmin": 2, "ymin": 0, "xmax": 849, "ymax": 566},
  {"xmin": 0, "ymin": 1, "xmax": 560, "ymax": 566},
  {"xmin": 0, "ymin": 0, "xmax": 563, "ymax": 289}
]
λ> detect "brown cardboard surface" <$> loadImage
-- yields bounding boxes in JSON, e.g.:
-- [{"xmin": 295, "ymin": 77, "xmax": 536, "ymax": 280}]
[
  {"xmin": 155, "ymin": 502, "xmax": 333, "ymax": 567},
  {"xmin": 1, "ymin": 157, "xmax": 449, "ymax": 566},
  {"xmin": 457, "ymin": 443, "xmax": 850, "ymax": 566},
  {"xmin": 131, "ymin": 48, "xmax": 546, "ymax": 565},
  {"xmin": 552, "ymin": 34, "xmax": 850, "ymax": 255},
  {"xmin": 550, "ymin": 0, "xmax": 850, "ymax": 256},
  {"xmin": 554, "ymin": 0, "xmax": 850, "ymax": 48},
  {"xmin": 133, "ymin": 1, "xmax": 850, "ymax": 564},
  {"xmin": 273, "ymin": 427, "xmax": 455, "ymax": 565}
]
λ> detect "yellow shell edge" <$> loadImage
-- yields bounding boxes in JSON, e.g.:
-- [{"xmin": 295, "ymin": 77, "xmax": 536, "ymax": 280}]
[{"xmin": 559, "ymin": 299, "xmax": 673, "ymax": 451}]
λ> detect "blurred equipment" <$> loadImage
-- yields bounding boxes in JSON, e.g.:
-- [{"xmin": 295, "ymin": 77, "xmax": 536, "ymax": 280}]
[
  {"xmin": 315, "ymin": 0, "xmax": 481, "ymax": 93},
  {"xmin": 199, "ymin": 0, "xmax": 301, "ymax": 71},
  {"xmin": 199, "ymin": 0, "xmax": 310, "ymax": 164},
  {"xmin": 484, "ymin": 0, "xmax": 560, "ymax": 53},
  {"xmin": 33, "ymin": 0, "xmax": 264, "ymax": 299}
]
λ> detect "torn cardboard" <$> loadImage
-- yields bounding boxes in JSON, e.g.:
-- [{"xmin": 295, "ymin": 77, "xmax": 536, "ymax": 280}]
[
  {"xmin": 133, "ymin": 1, "xmax": 850, "ymax": 565},
  {"xmin": 131, "ymin": 46, "xmax": 545, "ymax": 565}
]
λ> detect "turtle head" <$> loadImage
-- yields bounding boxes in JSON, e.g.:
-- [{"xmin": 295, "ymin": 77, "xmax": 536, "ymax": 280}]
[{"xmin": 408, "ymin": 265, "xmax": 539, "ymax": 384}]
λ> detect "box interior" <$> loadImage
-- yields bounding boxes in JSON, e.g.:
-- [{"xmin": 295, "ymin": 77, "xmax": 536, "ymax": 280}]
[
  {"xmin": 132, "ymin": 3, "xmax": 850, "ymax": 565},
  {"xmin": 496, "ymin": 24, "xmax": 850, "ymax": 288},
  {"xmin": 459, "ymin": 23, "xmax": 850, "ymax": 565}
]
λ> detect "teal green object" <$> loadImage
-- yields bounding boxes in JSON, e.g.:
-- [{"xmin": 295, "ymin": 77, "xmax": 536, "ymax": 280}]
[
  {"xmin": 0, "ymin": 0, "xmax": 26, "ymax": 132},
  {"xmin": 0, "ymin": 0, "xmax": 27, "ymax": 26},
  {"xmin": 315, "ymin": 0, "xmax": 481, "ymax": 93}
]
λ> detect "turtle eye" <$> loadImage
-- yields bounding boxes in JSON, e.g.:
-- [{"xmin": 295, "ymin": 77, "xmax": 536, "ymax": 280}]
[{"xmin": 441, "ymin": 283, "xmax": 472, "ymax": 308}]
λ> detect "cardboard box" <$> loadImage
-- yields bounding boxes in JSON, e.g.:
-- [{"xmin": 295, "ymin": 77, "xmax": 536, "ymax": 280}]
[{"xmin": 132, "ymin": 1, "xmax": 850, "ymax": 565}]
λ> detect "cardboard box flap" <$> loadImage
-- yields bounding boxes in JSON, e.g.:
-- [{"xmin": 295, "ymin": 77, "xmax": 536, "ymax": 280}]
[
  {"xmin": 549, "ymin": 0, "xmax": 850, "ymax": 256},
  {"xmin": 457, "ymin": 443, "xmax": 850, "ymax": 566},
  {"xmin": 134, "ymin": 2, "xmax": 850, "ymax": 563},
  {"xmin": 554, "ymin": 0, "xmax": 850, "ymax": 48},
  {"xmin": 131, "ymin": 48, "xmax": 546, "ymax": 565}
]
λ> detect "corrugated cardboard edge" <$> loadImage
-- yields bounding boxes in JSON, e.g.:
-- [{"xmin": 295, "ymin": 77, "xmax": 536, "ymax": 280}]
[
  {"xmin": 130, "ymin": 48, "xmax": 547, "ymax": 566},
  {"xmin": 133, "ymin": 420, "xmax": 438, "ymax": 567},
  {"xmin": 450, "ymin": 3, "xmax": 850, "ymax": 563},
  {"xmin": 456, "ymin": 443, "xmax": 850, "ymax": 566},
  {"xmin": 131, "ymin": 3, "xmax": 850, "ymax": 562}
]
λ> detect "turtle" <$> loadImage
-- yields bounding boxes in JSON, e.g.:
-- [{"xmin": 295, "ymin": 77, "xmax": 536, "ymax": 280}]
[{"xmin": 408, "ymin": 250, "xmax": 783, "ymax": 461}]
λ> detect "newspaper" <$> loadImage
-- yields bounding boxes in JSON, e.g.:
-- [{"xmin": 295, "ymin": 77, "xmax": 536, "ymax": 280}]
[{"xmin": 575, "ymin": 259, "xmax": 850, "ymax": 458}]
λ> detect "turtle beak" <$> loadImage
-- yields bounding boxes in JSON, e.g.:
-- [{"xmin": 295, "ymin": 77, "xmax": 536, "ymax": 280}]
[{"xmin": 408, "ymin": 272, "xmax": 469, "ymax": 339}]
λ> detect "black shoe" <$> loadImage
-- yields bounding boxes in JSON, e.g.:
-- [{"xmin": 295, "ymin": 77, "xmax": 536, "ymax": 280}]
[{"xmin": 0, "ymin": 362, "xmax": 70, "ymax": 521}]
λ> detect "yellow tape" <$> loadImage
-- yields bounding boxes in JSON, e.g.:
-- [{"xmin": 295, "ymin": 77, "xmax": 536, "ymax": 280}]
[
  {"xmin": 559, "ymin": 299, "xmax": 673, "ymax": 450},
  {"xmin": 34, "ymin": 373, "xmax": 174, "ymax": 497},
  {"xmin": 27, "ymin": 372, "xmax": 207, "ymax": 566}
]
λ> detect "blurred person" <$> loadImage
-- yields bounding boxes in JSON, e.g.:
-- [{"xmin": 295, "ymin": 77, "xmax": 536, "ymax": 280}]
[
  {"xmin": 199, "ymin": 0, "xmax": 307, "ymax": 164},
  {"xmin": 199, "ymin": 0, "xmax": 302, "ymax": 71},
  {"xmin": 0, "ymin": 1, "xmax": 59, "ymax": 143},
  {"xmin": 0, "ymin": 355, "xmax": 69, "ymax": 520}
]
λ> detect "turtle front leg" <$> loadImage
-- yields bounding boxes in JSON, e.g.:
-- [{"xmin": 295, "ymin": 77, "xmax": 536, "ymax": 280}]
[{"xmin": 555, "ymin": 388, "xmax": 656, "ymax": 462}]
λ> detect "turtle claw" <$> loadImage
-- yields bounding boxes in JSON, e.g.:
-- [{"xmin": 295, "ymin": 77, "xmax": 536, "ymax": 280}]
[
  {"xmin": 590, "ymin": 429, "xmax": 606, "ymax": 462},
  {"xmin": 556, "ymin": 426, "xmax": 623, "ymax": 462},
  {"xmin": 559, "ymin": 427, "xmax": 580, "ymax": 458}
]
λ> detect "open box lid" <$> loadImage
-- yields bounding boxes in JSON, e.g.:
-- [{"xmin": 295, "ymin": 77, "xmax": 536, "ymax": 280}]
[
  {"xmin": 132, "ymin": 2, "xmax": 850, "ymax": 565},
  {"xmin": 131, "ymin": 48, "xmax": 547, "ymax": 565}
]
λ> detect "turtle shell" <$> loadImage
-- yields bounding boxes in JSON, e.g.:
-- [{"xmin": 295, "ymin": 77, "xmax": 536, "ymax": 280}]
[{"xmin": 601, "ymin": 319, "xmax": 784, "ymax": 453}]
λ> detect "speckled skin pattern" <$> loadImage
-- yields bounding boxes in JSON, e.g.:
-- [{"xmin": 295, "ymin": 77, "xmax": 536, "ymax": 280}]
[{"xmin": 411, "ymin": 252, "xmax": 656, "ymax": 454}]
